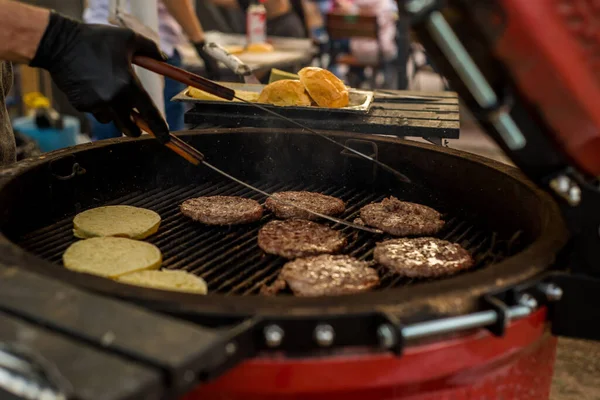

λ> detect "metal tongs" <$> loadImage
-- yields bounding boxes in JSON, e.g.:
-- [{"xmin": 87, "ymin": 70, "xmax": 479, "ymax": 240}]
[
  {"xmin": 131, "ymin": 56, "xmax": 410, "ymax": 232},
  {"xmin": 132, "ymin": 55, "xmax": 233, "ymax": 165},
  {"xmin": 202, "ymin": 42, "xmax": 261, "ymax": 84}
]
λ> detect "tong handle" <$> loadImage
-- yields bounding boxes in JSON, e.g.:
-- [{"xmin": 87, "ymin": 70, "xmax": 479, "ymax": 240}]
[
  {"xmin": 131, "ymin": 111, "xmax": 204, "ymax": 165},
  {"xmin": 132, "ymin": 55, "xmax": 235, "ymax": 101},
  {"xmin": 203, "ymin": 42, "xmax": 252, "ymax": 76}
]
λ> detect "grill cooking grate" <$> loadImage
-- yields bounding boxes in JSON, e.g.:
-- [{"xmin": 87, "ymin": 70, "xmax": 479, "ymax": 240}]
[{"xmin": 16, "ymin": 180, "xmax": 513, "ymax": 295}]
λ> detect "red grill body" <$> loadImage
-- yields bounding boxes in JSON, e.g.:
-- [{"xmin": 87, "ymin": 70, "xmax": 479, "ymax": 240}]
[{"xmin": 184, "ymin": 309, "xmax": 554, "ymax": 400}]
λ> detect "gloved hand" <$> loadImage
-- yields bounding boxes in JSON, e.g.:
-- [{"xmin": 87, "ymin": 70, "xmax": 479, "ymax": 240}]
[
  {"xmin": 193, "ymin": 41, "xmax": 221, "ymax": 81},
  {"xmin": 30, "ymin": 12, "xmax": 170, "ymax": 143}
]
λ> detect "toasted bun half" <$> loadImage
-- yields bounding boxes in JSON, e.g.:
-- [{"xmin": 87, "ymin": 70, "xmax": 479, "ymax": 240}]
[
  {"xmin": 73, "ymin": 205, "xmax": 160, "ymax": 240},
  {"xmin": 258, "ymin": 79, "xmax": 312, "ymax": 107},
  {"xmin": 298, "ymin": 67, "xmax": 349, "ymax": 108},
  {"xmin": 247, "ymin": 42, "xmax": 274, "ymax": 53},
  {"xmin": 118, "ymin": 270, "xmax": 208, "ymax": 294},
  {"xmin": 63, "ymin": 237, "xmax": 162, "ymax": 278}
]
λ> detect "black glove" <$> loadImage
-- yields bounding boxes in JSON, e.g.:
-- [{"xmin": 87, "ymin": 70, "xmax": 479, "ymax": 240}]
[
  {"xmin": 193, "ymin": 41, "xmax": 221, "ymax": 81},
  {"xmin": 30, "ymin": 12, "xmax": 170, "ymax": 143}
]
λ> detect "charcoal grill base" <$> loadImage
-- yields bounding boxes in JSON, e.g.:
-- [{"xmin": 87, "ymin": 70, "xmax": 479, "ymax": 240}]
[{"xmin": 0, "ymin": 129, "xmax": 566, "ymax": 323}]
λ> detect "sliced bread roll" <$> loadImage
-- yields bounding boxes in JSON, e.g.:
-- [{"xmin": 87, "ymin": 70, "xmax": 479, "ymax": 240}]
[
  {"xmin": 73, "ymin": 205, "xmax": 160, "ymax": 240},
  {"xmin": 223, "ymin": 44, "xmax": 244, "ymax": 54},
  {"xmin": 117, "ymin": 270, "xmax": 208, "ymax": 294},
  {"xmin": 258, "ymin": 79, "xmax": 312, "ymax": 107},
  {"xmin": 246, "ymin": 42, "xmax": 274, "ymax": 53},
  {"xmin": 298, "ymin": 67, "xmax": 349, "ymax": 108},
  {"xmin": 63, "ymin": 237, "xmax": 162, "ymax": 278}
]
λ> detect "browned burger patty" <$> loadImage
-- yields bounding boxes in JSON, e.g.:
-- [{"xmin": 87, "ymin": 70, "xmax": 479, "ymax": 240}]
[
  {"xmin": 180, "ymin": 196, "xmax": 263, "ymax": 225},
  {"xmin": 263, "ymin": 254, "xmax": 380, "ymax": 296},
  {"xmin": 374, "ymin": 237, "xmax": 474, "ymax": 278},
  {"xmin": 257, "ymin": 219, "xmax": 347, "ymax": 259},
  {"xmin": 265, "ymin": 191, "xmax": 345, "ymax": 220},
  {"xmin": 360, "ymin": 196, "xmax": 444, "ymax": 236}
]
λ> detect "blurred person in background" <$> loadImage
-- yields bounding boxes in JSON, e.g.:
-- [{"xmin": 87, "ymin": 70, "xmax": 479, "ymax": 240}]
[
  {"xmin": 333, "ymin": 0, "xmax": 397, "ymax": 64},
  {"xmin": 210, "ymin": 0, "xmax": 306, "ymax": 38},
  {"xmin": 84, "ymin": 0, "xmax": 220, "ymax": 139},
  {"xmin": 300, "ymin": 0, "xmax": 327, "ymax": 41},
  {"xmin": 312, "ymin": 0, "xmax": 333, "ymax": 15},
  {"xmin": 329, "ymin": 0, "xmax": 398, "ymax": 88}
]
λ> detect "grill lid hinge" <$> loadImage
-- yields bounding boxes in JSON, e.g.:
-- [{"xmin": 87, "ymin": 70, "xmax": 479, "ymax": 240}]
[
  {"xmin": 484, "ymin": 271, "xmax": 600, "ymax": 343},
  {"xmin": 480, "ymin": 295, "xmax": 509, "ymax": 337},
  {"xmin": 401, "ymin": 283, "xmax": 552, "ymax": 342}
]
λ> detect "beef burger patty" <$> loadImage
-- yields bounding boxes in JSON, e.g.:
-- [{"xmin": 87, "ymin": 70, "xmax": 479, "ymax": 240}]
[
  {"xmin": 265, "ymin": 191, "xmax": 345, "ymax": 220},
  {"xmin": 360, "ymin": 196, "xmax": 444, "ymax": 236},
  {"xmin": 257, "ymin": 219, "xmax": 346, "ymax": 259},
  {"xmin": 181, "ymin": 196, "xmax": 263, "ymax": 225},
  {"xmin": 374, "ymin": 237, "xmax": 473, "ymax": 278},
  {"xmin": 262, "ymin": 254, "xmax": 380, "ymax": 296}
]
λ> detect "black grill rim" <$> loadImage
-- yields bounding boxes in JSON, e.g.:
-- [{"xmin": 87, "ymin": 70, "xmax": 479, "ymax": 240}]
[{"xmin": 0, "ymin": 129, "xmax": 568, "ymax": 322}]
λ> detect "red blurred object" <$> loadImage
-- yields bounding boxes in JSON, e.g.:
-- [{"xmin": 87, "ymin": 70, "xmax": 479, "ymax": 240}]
[
  {"xmin": 494, "ymin": 0, "xmax": 600, "ymax": 176},
  {"xmin": 183, "ymin": 309, "xmax": 555, "ymax": 400}
]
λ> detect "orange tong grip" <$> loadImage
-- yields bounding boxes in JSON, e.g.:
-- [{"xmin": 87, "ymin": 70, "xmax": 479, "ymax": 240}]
[
  {"xmin": 131, "ymin": 112, "xmax": 202, "ymax": 166},
  {"xmin": 130, "ymin": 112, "xmax": 155, "ymax": 137}
]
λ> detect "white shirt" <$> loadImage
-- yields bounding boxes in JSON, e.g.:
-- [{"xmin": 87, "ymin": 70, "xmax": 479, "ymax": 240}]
[{"xmin": 83, "ymin": 0, "xmax": 184, "ymax": 57}]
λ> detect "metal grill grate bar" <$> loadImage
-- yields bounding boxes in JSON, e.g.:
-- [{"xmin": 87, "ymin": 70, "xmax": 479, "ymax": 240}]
[{"xmin": 15, "ymin": 179, "xmax": 511, "ymax": 295}]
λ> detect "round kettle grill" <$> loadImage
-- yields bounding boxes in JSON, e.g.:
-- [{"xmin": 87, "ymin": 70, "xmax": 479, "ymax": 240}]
[{"xmin": 0, "ymin": 129, "xmax": 575, "ymax": 399}]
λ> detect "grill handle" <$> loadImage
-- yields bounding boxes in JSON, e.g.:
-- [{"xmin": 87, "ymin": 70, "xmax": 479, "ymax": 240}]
[
  {"xmin": 0, "ymin": 263, "xmax": 261, "ymax": 396},
  {"xmin": 132, "ymin": 56, "xmax": 235, "ymax": 101}
]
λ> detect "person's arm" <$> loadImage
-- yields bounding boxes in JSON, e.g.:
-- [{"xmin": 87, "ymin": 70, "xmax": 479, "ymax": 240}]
[
  {"xmin": 302, "ymin": 0, "xmax": 324, "ymax": 34},
  {"xmin": 162, "ymin": 0, "xmax": 221, "ymax": 80},
  {"xmin": 0, "ymin": 0, "xmax": 49, "ymax": 63},
  {"xmin": 162, "ymin": 0, "xmax": 205, "ymax": 42},
  {"xmin": 0, "ymin": 0, "xmax": 170, "ymax": 142}
]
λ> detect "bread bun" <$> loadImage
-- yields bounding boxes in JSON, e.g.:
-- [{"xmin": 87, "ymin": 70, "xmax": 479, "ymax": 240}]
[
  {"xmin": 63, "ymin": 237, "xmax": 162, "ymax": 278},
  {"xmin": 118, "ymin": 270, "xmax": 208, "ymax": 294},
  {"xmin": 73, "ymin": 205, "xmax": 160, "ymax": 240},
  {"xmin": 258, "ymin": 79, "xmax": 312, "ymax": 107},
  {"xmin": 298, "ymin": 67, "xmax": 349, "ymax": 108},
  {"xmin": 223, "ymin": 45, "xmax": 244, "ymax": 54},
  {"xmin": 247, "ymin": 42, "xmax": 274, "ymax": 53}
]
